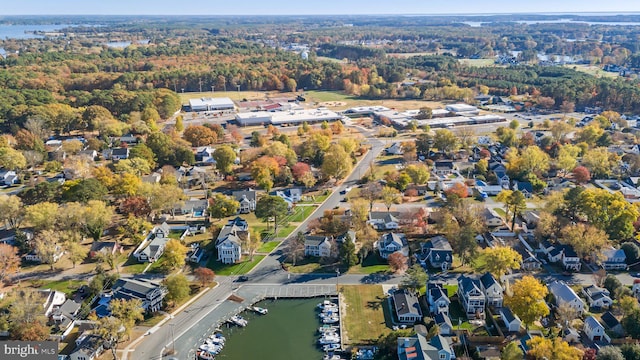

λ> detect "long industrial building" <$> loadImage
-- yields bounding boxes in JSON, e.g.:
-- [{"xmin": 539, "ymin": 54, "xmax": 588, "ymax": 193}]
[
  {"xmin": 188, "ymin": 97, "xmax": 235, "ymax": 112},
  {"xmin": 235, "ymin": 109, "xmax": 342, "ymax": 126}
]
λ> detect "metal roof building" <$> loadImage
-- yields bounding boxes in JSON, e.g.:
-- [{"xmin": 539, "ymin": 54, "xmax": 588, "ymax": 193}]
[{"xmin": 188, "ymin": 97, "xmax": 235, "ymax": 112}]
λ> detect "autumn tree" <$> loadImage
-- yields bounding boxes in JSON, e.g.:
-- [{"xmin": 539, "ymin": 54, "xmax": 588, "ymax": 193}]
[
  {"xmin": 559, "ymin": 223, "xmax": 609, "ymax": 260},
  {"xmin": 84, "ymin": 200, "xmax": 114, "ymax": 241},
  {"xmin": 251, "ymin": 156, "xmax": 280, "ymax": 191},
  {"xmin": 119, "ymin": 196, "xmax": 152, "ymax": 217},
  {"xmin": 0, "ymin": 146, "xmax": 26, "ymax": 170},
  {"xmin": 208, "ymin": 194, "xmax": 240, "ymax": 220},
  {"xmin": 163, "ymin": 273, "xmax": 191, "ymax": 305},
  {"xmin": 349, "ymin": 198, "xmax": 370, "ymax": 231},
  {"xmin": 5, "ymin": 290, "xmax": 51, "ymax": 341},
  {"xmin": 433, "ymin": 129, "xmax": 458, "ymax": 153},
  {"xmin": 321, "ymin": 143, "xmax": 353, "ymax": 180},
  {"xmin": 118, "ymin": 216, "xmax": 153, "ymax": 245},
  {"xmin": 361, "ymin": 182, "xmax": 383, "ymax": 211},
  {"xmin": 388, "ymin": 252, "xmax": 408, "ymax": 274},
  {"xmin": 556, "ymin": 144, "xmax": 581, "ymax": 176},
  {"xmin": 108, "ymin": 298, "xmax": 144, "ymax": 341},
  {"xmin": 444, "ymin": 182, "xmax": 469, "ymax": 199},
  {"xmin": 527, "ymin": 336, "xmax": 582, "ymax": 360},
  {"xmin": 194, "ymin": 267, "xmax": 215, "ymax": 287},
  {"xmin": 506, "ymin": 146, "xmax": 550, "ymax": 178},
  {"xmin": 212, "ymin": 145, "xmax": 237, "ymax": 175},
  {"xmin": 404, "ymin": 164, "xmax": 430, "ymax": 184},
  {"xmin": 183, "ymin": 125, "xmax": 217, "ymax": 146},
  {"xmin": 33, "ymin": 230, "xmax": 61, "ymax": 270},
  {"xmin": 245, "ymin": 228, "xmax": 262, "ymax": 261},
  {"xmin": 578, "ymin": 188, "xmax": 639, "ymax": 240},
  {"xmin": 475, "ymin": 246, "xmax": 522, "ymax": 283},
  {"xmin": 381, "ymin": 186, "xmax": 401, "ymax": 212},
  {"xmin": 25, "ymin": 202, "xmax": 59, "ymax": 232},
  {"xmin": 0, "ymin": 244, "xmax": 20, "ymax": 285},
  {"xmin": 582, "ymin": 147, "xmax": 616, "ymax": 179},
  {"xmin": 65, "ymin": 241, "xmax": 88, "ymax": 268},
  {"xmin": 496, "ymin": 190, "xmax": 527, "ymax": 229},
  {"xmin": 505, "ymin": 275, "xmax": 549, "ymax": 328},
  {"xmin": 163, "ymin": 239, "xmax": 188, "ymax": 270},
  {"xmin": 572, "ymin": 166, "xmax": 591, "ymax": 184},
  {"xmin": 501, "ymin": 341, "xmax": 524, "ymax": 360},
  {"xmin": 595, "ymin": 347, "xmax": 624, "ymax": 360},
  {"xmin": 0, "ymin": 195, "xmax": 23, "ymax": 229},
  {"xmin": 292, "ymin": 162, "xmax": 311, "ymax": 182}
]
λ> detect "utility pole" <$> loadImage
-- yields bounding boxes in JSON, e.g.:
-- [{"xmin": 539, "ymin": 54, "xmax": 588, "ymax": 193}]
[
  {"xmin": 211, "ymin": 85, "xmax": 214, "ymax": 94},
  {"xmin": 336, "ymin": 269, "xmax": 340, "ymax": 292},
  {"xmin": 199, "ymin": 78, "xmax": 203, "ymax": 93},
  {"xmin": 237, "ymin": 84, "xmax": 241, "ymax": 92}
]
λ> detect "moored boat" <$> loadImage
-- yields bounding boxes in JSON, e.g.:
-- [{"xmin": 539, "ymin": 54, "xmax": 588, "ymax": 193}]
[
  {"xmin": 322, "ymin": 343, "xmax": 341, "ymax": 352},
  {"xmin": 252, "ymin": 306, "xmax": 268, "ymax": 315}
]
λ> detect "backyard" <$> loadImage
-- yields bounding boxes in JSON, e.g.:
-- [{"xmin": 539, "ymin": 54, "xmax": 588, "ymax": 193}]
[{"xmin": 340, "ymin": 285, "xmax": 392, "ymax": 345}]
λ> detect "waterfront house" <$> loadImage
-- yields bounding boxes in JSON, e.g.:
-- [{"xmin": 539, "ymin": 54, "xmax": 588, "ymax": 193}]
[
  {"xmin": 368, "ymin": 211, "xmax": 400, "ymax": 230},
  {"xmin": 457, "ymin": 275, "xmax": 485, "ymax": 319},
  {"xmin": 375, "ymin": 232, "xmax": 408, "ymax": 259},
  {"xmin": 427, "ymin": 282, "xmax": 450, "ymax": 316},
  {"xmin": 549, "ymin": 281, "xmax": 584, "ymax": 315},
  {"xmin": 600, "ymin": 247, "xmax": 627, "ymax": 270},
  {"xmin": 215, "ymin": 220, "xmax": 248, "ymax": 264},
  {"xmin": 499, "ymin": 307, "xmax": 521, "ymax": 332},
  {"xmin": 418, "ymin": 236, "xmax": 453, "ymax": 271},
  {"xmin": 69, "ymin": 333, "xmax": 104, "ymax": 360},
  {"xmin": 111, "ymin": 278, "xmax": 167, "ymax": 313},
  {"xmin": 582, "ymin": 285, "xmax": 612, "ymax": 309},
  {"xmin": 480, "ymin": 272, "xmax": 503, "ymax": 308},
  {"xmin": 601, "ymin": 311, "xmax": 624, "ymax": 336},
  {"xmin": 232, "ymin": 189, "xmax": 257, "ymax": 213},
  {"xmin": 397, "ymin": 333, "xmax": 455, "ymax": 360},
  {"xmin": 434, "ymin": 312, "xmax": 454, "ymax": 336},
  {"xmin": 392, "ymin": 289, "xmax": 422, "ymax": 324},
  {"xmin": 584, "ymin": 316, "xmax": 609, "ymax": 343},
  {"xmin": 304, "ymin": 235, "xmax": 332, "ymax": 258}
]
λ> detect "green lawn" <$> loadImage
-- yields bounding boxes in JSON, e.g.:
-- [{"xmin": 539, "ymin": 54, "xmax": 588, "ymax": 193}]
[
  {"xmin": 257, "ymin": 241, "xmax": 281, "ymax": 253},
  {"xmin": 287, "ymin": 205, "xmax": 317, "ymax": 223},
  {"xmin": 340, "ymin": 285, "xmax": 392, "ymax": 345},
  {"xmin": 305, "ymin": 90, "xmax": 356, "ymax": 103},
  {"xmin": 443, "ymin": 284, "xmax": 458, "ymax": 297},
  {"xmin": 448, "ymin": 297, "xmax": 475, "ymax": 330},
  {"xmin": 254, "ymin": 224, "xmax": 298, "ymax": 239},
  {"xmin": 348, "ymin": 254, "xmax": 390, "ymax": 275},
  {"xmin": 120, "ymin": 257, "xmax": 149, "ymax": 274},
  {"xmin": 492, "ymin": 208, "xmax": 507, "ymax": 217},
  {"xmin": 299, "ymin": 190, "xmax": 332, "ymax": 204},
  {"xmin": 168, "ymin": 230, "xmax": 183, "ymax": 240},
  {"xmin": 458, "ymin": 58, "xmax": 497, "ymax": 67},
  {"xmin": 206, "ymin": 255, "xmax": 265, "ymax": 275},
  {"xmin": 38, "ymin": 279, "xmax": 85, "ymax": 296}
]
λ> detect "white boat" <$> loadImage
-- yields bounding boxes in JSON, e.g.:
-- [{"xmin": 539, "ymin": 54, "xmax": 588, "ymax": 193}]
[
  {"xmin": 199, "ymin": 343, "xmax": 223, "ymax": 355},
  {"xmin": 323, "ymin": 354, "xmax": 341, "ymax": 360},
  {"xmin": 318, "ymin": 333, "xmax": 341, "ymax": 344},
  {"xmin": 252, "ymin": 306, "xmax": 268, "ymax": 315},
  {"xmin": 319, "ymin": 311, "xmax": 339, "ymax": 319},
  {"xmin": 197, "ymin": 350, "xmax": 216, "ymax": 359},
  {"xmin": 323, "ymin": 343, "xmax": 341, "ymax": 352},
  {"xmin": 318, "ymin": 325, "xmax": 339, "ymax": 333},
  {"xmin": 322, "ymin": 316, "xmax": 340, "ymax": 324},
  {"xmin": 208, "ymin": 333, "xmax": 226, "ymax": 344},
  {"xmin": 230, "ymin": 315, "xmax": 248, "ymax": 327},
  {"xmin": 205, "ymin": 337, "xmax": 225, "ymax": 345},
  {"xmin": 317, "ymin": 300, "xmax": 337, "ymax": 309}
]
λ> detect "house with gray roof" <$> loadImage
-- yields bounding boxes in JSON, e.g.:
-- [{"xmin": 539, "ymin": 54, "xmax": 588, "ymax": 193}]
[
  {"xmin": 368, "ymin": 211, "xmax": 400, "ymax": 230},
  {"xmin": 584, "ymin": 316, "xmax": 609, "ymax": 343},
  {"xmin": 434, "ymin": 312, "xmax": 454, "ymax": 336},
  {"xmin": 375, "ymin": 232, "xmax": 408, "ymax": 259},
  {"xmin": 392, "ymin": 289, "xmax": 423, "ymax": 324},
  {"xmin": 397, "ymin": 333, "xmax": 455, "ymax": 360},
  {"xmin": 600, "ymin": 247, "xmax": 627, "ymax": 270},
  {"xmin": 111, "ymin": 278, "xmax": 167, "ymax": 313},
  {"xmin": 135, "ymin": 233, "xmax": 169, "ymax": 263},
  {"xmin": 549, "ymin": 281, "xmax": 585, "ymax": 315},
  {"xmin": 427, "ymin": 282, "xmax": 450, "ymax": 316},
  {"xmin": 304, "ymin": 235, "xmax": 332, "ymax": 258},
  {"xmin": 232, "ymin": 188, "xmax": 257, "ymax": 213},
  {"xmin": 499, "ymin": 307, "xmax": 521, "ymax": 332},
  {"xmin": 418, "ymin": 236, "xmax": 453, "ymax": 271},
  {"xmin": 69, "ymin": 333, "xmax": 104, "ymax": 360},
  {"xmin": 480, "ymin": 272, "xmax": 503, "ymax": 308},
  {"xmin": 215, "ymin": 220, "xmax": 248, "ymax": 264},
  {"xmin": 582, "ymin": 285, "xmax": 612, "ymax": 309},
  {"xmin": 457, "ymin": 274, "xmax": 485, "ymax": 319},
  {"xmin": 601, "ymin": 311, "xmax": 624, "ymax": 336}
]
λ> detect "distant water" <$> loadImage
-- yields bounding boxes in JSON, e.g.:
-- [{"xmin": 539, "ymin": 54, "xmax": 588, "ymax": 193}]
[
  {"xmin": 463, "ymin": 19, "xmax": 640, "ymax": 27},
  {"xmin": 104, "ymin": 39, "xmax": 150, "ymax": 48},
  {"xmin": 0, "ymin": 24, "xmax": 75, "ymax": 39},
  {"xmin": 217, "ymin": 298, "xmax": 325, "ymax": 360}
]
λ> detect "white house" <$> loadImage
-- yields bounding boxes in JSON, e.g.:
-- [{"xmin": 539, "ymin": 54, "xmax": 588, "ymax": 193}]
[
  {"xmin": 69, "ymin": 333, "xmax": 104, "ymax": 360},
  {"xmin": 24, "ymin": 245, "xmax": 65, "ymax": 264},
  {"xmin": 582, "ymin": 285, "xmax": 613, "ymax": 309},
  {"xmin": 434, "ymin": 312, "xmax": 454, "ymax": 336},
  {"xmin": 600, "ymin": 247, "xmax": 627, "ymax": 271},
  {"xmin": 392, "ymin": 289, "xmax": 422, "ymax": 323},
  {"xmin": 583, "ymin": 316, "xmax": 609, "ymax": 343},
  {"xmin": 561, "ymin": 246, "xmax": 581, "ymax": 271},
  {"xmin": 385, "ymin": 143, "xmax": 404, "ymax": 155},
  {"xmin": 304, "ymin": 235, "xmax": 332, "ymax": 257},
  {"xmin": 458, "ymin": 275, "xmax": 485, "ymax": 319},
  {"xmin": 0, "ymin": 169, "xmax": 18, "ymax": 186},
  {"xmin": 232, "ymin": 189, "xmax": 257, "ymax": 214},
  {"xmin": 275, "ymin": 188, "xmax": 302, "ymax": 205},
  {"xmin": 368, "ymin": 211, "xmax": 400, "ymax": 230},
  {"xmin": 499, "ymin": 307, "xmax": 522, "ymax": 332},
  {"xmin": 482, "ymin": 208, "xmax": 504, "ymax": 227},
  {"xmin": 111, "ymin": 278, "xmax": 167, "ymax": 313},
  {"xmin": 375, "ymin": 233, "xmax": 409, "ymax": 259},
  {"xmin": 480, "ymin": 272, "xmax": 503, "ymax": 308},
  {"xmin": 215, "ymin": 219, "xmax": 248, "ymax": 264},
  {"xmin": 427, "ymin": 282, "xmax": 450, "ymax": 316},
  {"xmin": 433, "ymin": 161, "xmax": 456, "ymax": 176},
  {"xmin": 549, "ymin": 281, "xmax": 585, "ymax": 315}
]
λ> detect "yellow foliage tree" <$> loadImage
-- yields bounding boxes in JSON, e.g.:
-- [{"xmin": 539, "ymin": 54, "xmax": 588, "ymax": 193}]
[{"xmin": 504, "ymin": 276, "xmax": 549, "ymax": 328}]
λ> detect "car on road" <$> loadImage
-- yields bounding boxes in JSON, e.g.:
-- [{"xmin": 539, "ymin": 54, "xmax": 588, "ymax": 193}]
[{"xmin": 237, "ymin": 275, "xmax": 249, "ymax": 282}]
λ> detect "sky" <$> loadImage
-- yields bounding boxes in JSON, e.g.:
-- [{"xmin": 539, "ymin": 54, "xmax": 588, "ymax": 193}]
[{"xmin": 3, "ymin": 0, "xmax": 640, "ymax": 16}]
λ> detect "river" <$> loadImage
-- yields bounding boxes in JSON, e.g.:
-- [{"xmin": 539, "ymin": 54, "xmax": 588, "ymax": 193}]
[{"xmin": 215, "ymin": 298, "xmax": 326, "ymax": 360}]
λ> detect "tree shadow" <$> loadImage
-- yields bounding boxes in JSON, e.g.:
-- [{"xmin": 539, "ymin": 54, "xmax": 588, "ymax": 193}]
[{"xmin": 360, "ymin": 271, "xmax": 393, "ymax": 284}]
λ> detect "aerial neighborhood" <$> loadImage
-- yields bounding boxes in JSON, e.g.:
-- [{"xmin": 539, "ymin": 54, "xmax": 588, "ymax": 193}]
[{"xmin": 4, "ymin": 10, "xmax": 640, "ymax": 360}]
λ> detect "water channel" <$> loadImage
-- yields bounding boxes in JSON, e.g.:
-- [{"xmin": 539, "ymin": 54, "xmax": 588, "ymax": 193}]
[{"xmin": 216, "ymin": 298, "xmax": 326, "ymax": 359}]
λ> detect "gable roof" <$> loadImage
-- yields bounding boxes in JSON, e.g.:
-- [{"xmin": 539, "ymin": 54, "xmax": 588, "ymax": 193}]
[
  {"xmin": 500, "ymin": 307, "xmax": 519, "ymax": 323},
  {"xmin": 112, "ymin": 278, "xmax": 162, "ymax": 302},
  {"xmin": 480, "ymin": 272, "xmax": 501, "ymax": 290},
  {"xmin": 369, "ymin": 211, "xmax": 400, "ymax": 223},
  {"xmin": 458, "ymin": 274, "xmax": 483, "ymax": 295},
  {"xmin": 434, "ymin": 312, "xmax": 453, "ymax": 328},
  {"xmin": 601, "ymin": 311, "xmax": 621, "ymax": 329},
  {"xmin": 393, "ymin": 289, "xmax": 422, "ymax": 317},
  {"xmin": 584, "ymin": 315, "xmax": 604, "ymax": 330},
  {"xmin": 423, "ymin": 236, "xmax": 452, "ymax": 252},
  {"xmin": 232, "ymin": 189, "xmax": 257, "ymax": 202},
  {"xmin": 379, "ymin": 232, "xmax": 407, "ymax": 248},
  {"xmin": 549, "ymin": 281, "xmax": 582, "ymax": 304},
  {"xmin": 304, "ymin": 235, "xmax": 331, "ymax": 247}
]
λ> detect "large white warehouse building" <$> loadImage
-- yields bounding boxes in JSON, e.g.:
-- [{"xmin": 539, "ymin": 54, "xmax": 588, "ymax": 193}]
[
  {"xmin": 189, "ymin": 97, "xmax": 235, "ymax": 112},
  {"xmin": 235, "ymin": 109, "xmax": 342, "ymax": 126}
]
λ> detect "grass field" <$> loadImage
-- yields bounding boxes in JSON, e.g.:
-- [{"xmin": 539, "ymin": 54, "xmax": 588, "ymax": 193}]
[
  {"xmin": 340, "ymin": 285, "xmax": 392, "ymax": 344},
  {"xmin": 347, "ymin": 254, "xmax": 390, "ymax": 275},
  {"xmin": 458, "ymin": 58, "xmax": 497, "ymax": 67},
  {"xmin": 120, "ymin": 257, "xmax": 149, "ymax": 274},
  {"xmin": 304, "ymin": 90, "xmax": 446, "ymax": 111},
  {"xmin": 206, "ymin": 255, "xmax": 265, "ymax": 275},
  {"xmin": 565, "ymin": 64, "xmax": 619, "ymax": 78},
  {"xmin": 38, "ymin": 279, "xmax": 84, "ymax": 296},
  {"xmin": 178, "ymin": 90, "xmax": 270, "ymax": 103},
  {"xmin": 257, "ymin": 240, "xmax": 281, "ymax": 253}
]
